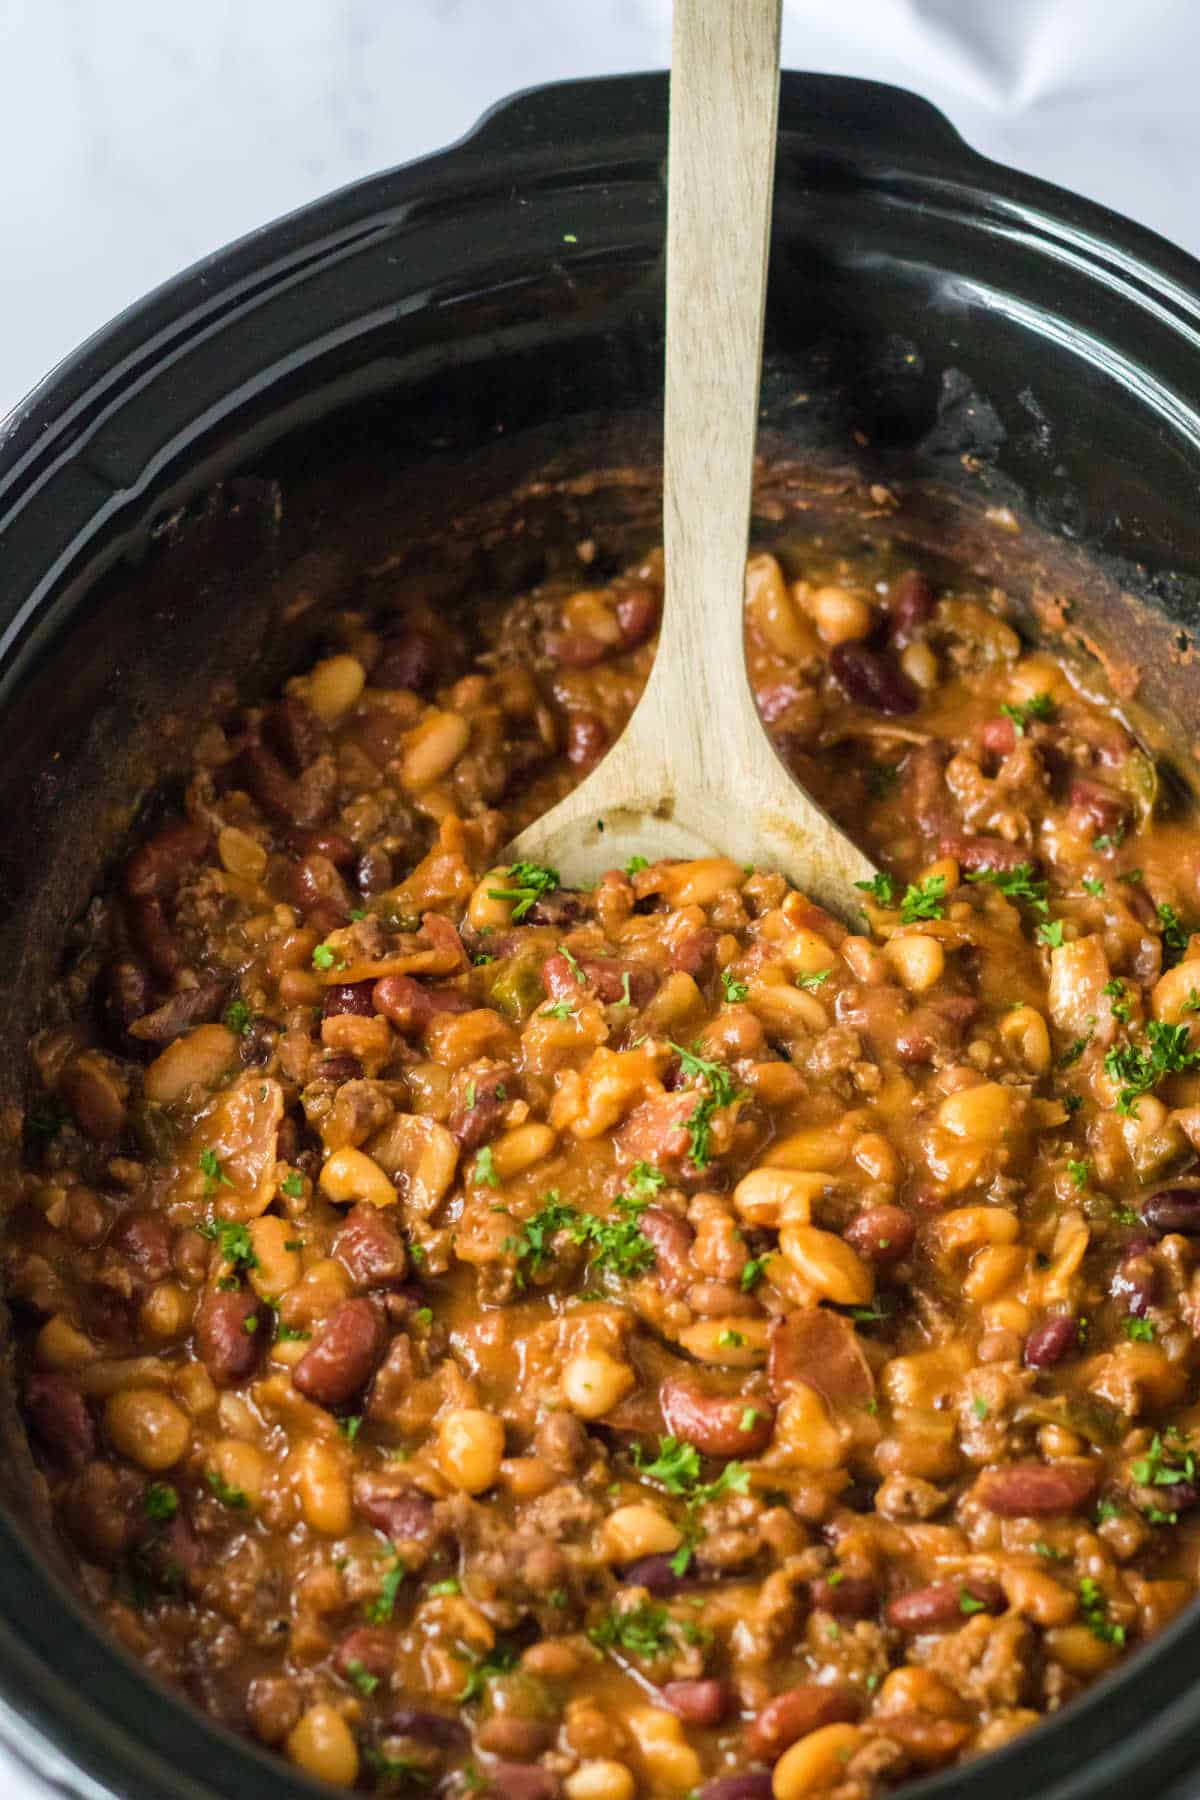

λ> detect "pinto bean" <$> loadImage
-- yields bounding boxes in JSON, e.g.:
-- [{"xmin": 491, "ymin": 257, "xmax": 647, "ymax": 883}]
[
  {"xmin": 335, "ymin": 1627, "xmax": 394, "ymax": 1683},
  {"xmin": 24, "ymin": 1374, "xmax": 95, "ymax": 1468},
  {"xmin": 566, "ymin": 712, "xmax": 608, "ymax": 767},
  {"xmin": 293, "ymin": 1299, "xmax": 387, "ymax": 1407},
  {"xmin": 323, "ymin": 981, "xmax": 376, "ymax": 1019},
  {"xmin": 880, "ymin": 1715, "xmax": 972, "ymax": 1765},
  {"xmin": 809, "ymin": 1574, "xmax": 877, "ymax": 1618},
  {"xmin": 195, "ymin": 1289, "xmax": 264, "ymax": 1386},
  {"xmin": 484, "ymin": 1766, "xmax": 561, "ymax": 1800},
  {"xmin": 974, "ymin": 1460, "xmax": 1100, "ymax": 1517},
  {"xmin": 353, "ymin": 1478, "xmax": 438, "ymax": 1546},
  {"xmin": 332, "ymin": 1205, "xmax": 409, "ymax": 1290},
  {"xmin": 123, "ymin": 820, "xmax": 210, "ymax": 899},
  {"xmin": 1023, "ymin": 1314, "xmax": 1078, "ymax": 1369},
  {"xmin": 844, "ymin": 1206, "xmax": 914, "ymax": 1266},
  {"xmin": 829, "ymin": 643, "xmax": 918, "ymax": 715},
  {"xmin": 373, "ymin": 628, "xmax": 442, "ymax": 694},
  {"xmin": 447, "ymin": 1066, "xmax": 512, "ymax": 1153},
  {"xmin": 888, "ymin": 569, "xmax": 935, "ymax": 647},
  {"xmin": 661, "ymin": 1679, "xmax": 731, "ymax": 1726},
  {"xmin": 887, "ymin": 1577, "xmax": 1004, "ymax": 1630},
  {"xmin": 660, "ymin": 1377, "xmax": 774, "ymax": 1456},
  {"xmin": 638, "ymin": 1207, "xmax": 695, "ymax": 1295},
  {"xmin": 109, "ymin": 1212, "xmax": 173, "ymax": 1284},
  {"xmin": 1141, "ymin": 1187, "xmax": 1200, "ymax": 1237},
  {"xmin": 699, "ymin": 1778, "xmax": 773, "ymax": 1800},
  {"xmin": 745, "ymin": 1682, "xmax": 860, "ymax": 1762}
]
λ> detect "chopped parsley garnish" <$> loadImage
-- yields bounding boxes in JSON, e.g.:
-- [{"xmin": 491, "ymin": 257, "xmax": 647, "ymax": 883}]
[
  {"xmin": 280, "ymin": 1171, "xmax": 304, "ymax": 1199},
  {"xmin": 740, "ymin": 1408, "xmax": 762, "ymax": 1433},
  {"xmin": 717, "ymin": 1328, "xmax": 746, "ymax": 1348},
  {"xmin": 632, "ymin": 1436, "xmax": 701, "ymax": 1495},
  {"xmin": 866, "ymin": 761, "xmax": 900, "ymax": 798},
  {"xmin": 855, "ymin": 871, "xmax": 896, "ymax": 906},
  {"xmin": 198, "ymin": 1149, "xmax": 234, "ymax": 1198},
  {"xmin": 1131, "ymin": 1432, "xmax": 1195, "ymax": 1493},
  {"xmin": 1104, "ymin": 1020, "xmax": 1200, "ymax": 1115},
  {"xmin": 1094, "ymin": 826, "xmax": 1127, "ymax": 853},
  {"xmin": 503, "ymin": 1193, "xmax": 576, "ymax": 1282},
  {"xmin": 458, "ymin": 1640, "xmax": 519, "ymax": 1704},
  {"xmin": 364, "ymin": 1553, "xmax": 407, "ymax": 1624},
  {"xmin": 965, "ymin": 861, "xmax": 1049, "ymax": 917},
  {"xmin": 223, "ymin": 999, "xmax": 253, "ymax": 1036},
  {"xmin": 426, "ymin": 1578, "xmax": 461, "ymax": 1597},
  {"xmin": 626, "ymin": 1161, "xmax": 666, "ymax": 1198},
  {"xmin": 721, "ymin": 969, "xmax": 749, "ymax": 1003},
  {"xmin": 740, "ymin": 1253, "xmax": 772, "ymax": 1291},
  {"xmin": 541, "ymin": 1000, "xmax": 576, "ymax": 1021},
  {"xmin": 363, "ymin": 1749, "xmax": 433, "ymax": 1786},
  {"xmin": 971, "ymin": 1397, "xmax": 989, "ymax": 1421},
  {"xmin": 667, "ymin": 1041, "xmax": 741, "ymax": 1171},
  {"xmin": 899, "ymin": 874, "xmax": 947, "ymax": 924},
  {"xmin": 959, "ymin": 1587, "xmax": 988, "ymax": 1615},
  {"xmin": 504, "ymin": 1191, "xmax": 655, "ymax": 1285},
  {"xmin": 199, "ymin": 1216, "xmax": 257, "ymax": 1269},
  {"xmin": 465, "ymin": 1081, "xmax": 477, "ymax": 1109},
  {"xmin": 205, "ymin": 1470, "xmax": 248, "ymax": 1509},
  {"xmin": 1078, "ymin": 1576, "xmax": 1125, "ymax": 1646},
  {"xmin": 1066, "ymin": 1159, "xmax": 1091, "ymax": 1191},
  {"xmin": 1158, "ymin": 903, "xmax": 1190, "ymax": 966},
  {"xmin": 1103, "ymin": 978, "xmax": 1132, "ymax": 1024},
  {"xmin": 999, "ymin": 693, "xmax": 1054, "ymax": 735},
  {"xmin": 1082, "ymin": 876, "xmax": 1106, "ymax": 897},
  {"xmin": 486, "ymin": 861, "xmax": 560, "ymax": 922},
  {"xmin": 589, "ymin": 1600, "xmax": 675, "ymax": 1661},
  {"xmin": 1035, "ymin": 1541, "xmax": 1067, "ymax": 1561},
  {"xmin": 1036, "ymin": 919, "xmax": 1065, "ymax": 948},
  {"xmin": 796, "ymin": 968, "xmax": 833, "ymax": 990},
  {"xmin": 1185, "ymin": 989, "xmax": 1200, "ymax": 1014},
  {"xmin": 339, "ymin": 1414, "xmax": 363, "ymax": 1442},
  {"xmin": 143, "ymin": 1482, "xmax": 178, "ymax": 1522},
  {"xmin": 1096, "ymin": 1499, "xmax": 1120, "ymax": 1523},
  {"xmin": 1119, "ymin": 867, "xmax": 1144, "ymax": 885},
  {"xmin": 558, "ymin": 944, "xmax": 585, "ymax": 984},
  {"xmin": 346, "ymin": 1658, "xmax": 380, "ymax": 1697},
  {"xmin": 624, "ymin": 855, "xmax": 649, "ymax": 876},
  {"xmin": 473, "ymin": 1145, "xmax": 500, "ymax": 1188},
  {"xmin": 1124, "ymin": 1317, "xmax": 1155, "ymax": 1341},
  {"xmin": 630, "ymin": 1434, "xmax": 750, "ymax": 1573},
  {"xmin": 413, "ymin": 1306, "xmax": 433, "ymax": 1328},
  {"xmin": 1057, "ymin": 1023, "xmax": 1095, "ymax": 1068},
  {"xmin": 617, "ymin": 972, "xmax": 633, "ymax": 1008},
  {"xmin": 27, "ymin": 1097, "xmax": 69, "ymax": 1142},
  {"xmin": 311, "ymin": 943, "xmax": 336, "ymax": 970},
  {"xmin": 276, "ymin": 1321, "xmax": 310, "ymax": 1343}
]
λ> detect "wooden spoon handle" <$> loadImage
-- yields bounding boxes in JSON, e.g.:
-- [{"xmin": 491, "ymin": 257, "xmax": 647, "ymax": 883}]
[{"xmin": 642, "ymin": 0, "xmax": 783, "ymax": 781}]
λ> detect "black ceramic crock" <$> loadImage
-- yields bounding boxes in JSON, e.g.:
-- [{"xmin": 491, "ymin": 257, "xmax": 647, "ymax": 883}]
[{"xmin": 3, "ymin": 71, "xmax": 1200, "ymax": 1800}]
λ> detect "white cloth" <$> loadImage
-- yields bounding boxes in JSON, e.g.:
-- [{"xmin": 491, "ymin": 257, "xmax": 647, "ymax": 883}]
[{"xmin": 0, "ymin": 3, "xmax": 1198, "ymax": 1792}]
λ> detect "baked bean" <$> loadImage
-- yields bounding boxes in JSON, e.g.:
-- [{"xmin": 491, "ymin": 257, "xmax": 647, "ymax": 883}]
[
  {"xmin": 438, "ymin": 1408, "xmax": 505, "ymax": 1493},
  {"xmin": 105, "ymin": 1389, "xmax": 190, "ymax": 1470},
  {"xmin": 286, "ymin": 1704, "xmax": 359, "ymax": 1786},
  {"xmin": 293, "ymin": 1298, "xmax": 387, "ymax": 1407}
]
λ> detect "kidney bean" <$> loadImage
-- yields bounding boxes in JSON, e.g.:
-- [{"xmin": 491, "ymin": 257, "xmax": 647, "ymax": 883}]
[
  {"xmin": 386, "ymin": 1708, "xmax": 469, "ymax": 1749},
  {"xmin": 373, "ymin": 628, "xmax": 442, "ymax": 694},
  {"xmin": 332, "ymin": 1205, "xmax": 409, "ymax": 1290},
  {"xmin": 294, "ymin": 854, "xmax": 354, "ymax": 922},
  {"xmin": 745, "ymin": 1683, "xmax": 860, "ymax": 1762},
  {"xmin": 638, "ymin": 1207, "xmax": 695, "ymax": 1295},
  {"xmin": 1068, "ymin": 779, "xmax": 1128, "ymax": 837},
  {"xmin": 104, "ymin": 956, "xmax": 153, "ymax": 1037},
  {"xmin": 699, "ymin": 1778, "xmax": 773, "ymax": 1800},
  {"xmin": 809, "ymin": 1574, "xmax": 877, "ymax": 1618},
  {"xmin": 566, "ymin": 712, "xmax": 608, "ymax": 768},
  {"xmin": 109, "ymin": 1212, "xmax": 173, "ymax": 1284},
  {"xmin": 316, "ymin": 1052, "xmax": 364, "ymax": 1086},
  {"xmin": 484, "ymin": 1767, "xmax": 561, "ymax": 1800},
  {"xmin": 195, "ymin": 1289, "xmax": 265, "ymax": 1387},
  {"xmin": 323, "ymin": 981, "xmax": 376, "ymax": 1019},
  {"xmin": 23, "ymin": 1374, "xmax": 95, "ymax": 1469},
  {"xmin": 845, "ymin": 1205, "xmax": 914, "ymax": 1266},
  {"xmin": 768, "ymin": 1309, "xmax": 873, "ymax": 1408},
  {"xmin": 616, "ymin": 583, "xmax": 660, "ymax": 647},
  {"xmin": 372, "ymin": 974, "xmax": 469, "ymax": 1032},
  {"xmin": 356, "ymin": 845, "xmax": 394, "ymax": 895},
  {"xmin": 668, "ymin": 928, "xmax": 719, "ymax": 978},
  {"xmin": 123, "ymin": 819, "xmax": 211, "ymax": 899},
  {"xmin": 546, "ymin": 631, "xmax": 609, "ymax": 670},
  {"xmin": 660, "ymin": 1378, "xmax": 774, "ymax": 1457},
  {"xmin": 335, "ymin": 1627, "xmax": 395, "ymax": 1684},
  {"xmin": 829, "ymin": 642, "xmax": 918, "ymax": 715},
  {"xmin": 887, "ymin": 1576, "xmax": 1003, "ymax": 1631},
  {"xmin": 1023, "ymin": 1313, "xmax": 1079, "ymax": 1369},
  {"xmin": 543, "ymin": 953, "xmax": 656, "ymax": 1007},
  {"xmin": 293, "ymin": 1298, "xmax": 387, "ymax": 1407},
  {"xmin": 354, "ymin": 1477, "xmax": 438, "ymax": 1546},
  {"xmin": 263, "ymin": 697, "xmax": 327, "ymax": 775},
  {"xmin": 618, "ymin": 1554, "xmax": 689, "ymax": 1596},
  {"xmin": 1142, "ymin": 1187, "xmax": 1200, "ymax": 1237},
  {"xmin": 447, "ymin": 1066, "xmax": 511, "ymax": 1153},
  {"xmin": 124, "ymin": 896, "xmax": 183, "ymax": 981},
  {"xmin": 938, "ymin": 832, "xmax": 1029, "ymax": 875},
  {"xmin": 288, "ymin": 826, "xmax": 355, "ymax": 867},
  {"xmin": 1111, "ymin": 1248, "xmax": 1157, "ymax": 1318},
  {"xmin": 975, "ymin": 1460, "xmax": 1099, "ymax": 1516},
  {"xmin": 128, "ymin": 979, "xmax": 229, "ymax": 1044},
  {"xmin": 661, "ymin": 1679, "xmax": 731, "ymax": 1726},
  {"xmin": 981, "ymin": 715, "xmax": 1018, "ymax": 758},
  {"xmin": 888, "ymin": 569, "xmax": 935, "ymax": 647}
]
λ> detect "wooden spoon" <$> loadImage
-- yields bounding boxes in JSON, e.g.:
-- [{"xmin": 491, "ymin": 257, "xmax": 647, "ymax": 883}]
[{"xmin": 507, "ymin": 0, "xmax": 875, "ymax": 915}]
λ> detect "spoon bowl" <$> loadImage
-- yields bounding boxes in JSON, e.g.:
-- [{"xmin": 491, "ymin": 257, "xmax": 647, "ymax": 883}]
[{"xmin": 506, "ymin": 0, "xmax": 874, "ymax": 915}]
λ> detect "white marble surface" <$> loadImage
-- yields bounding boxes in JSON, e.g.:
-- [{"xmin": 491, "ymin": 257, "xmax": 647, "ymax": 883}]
[{"xmin": 1, "ymin": 0, "xmax": 1199, "ymax": 1792}]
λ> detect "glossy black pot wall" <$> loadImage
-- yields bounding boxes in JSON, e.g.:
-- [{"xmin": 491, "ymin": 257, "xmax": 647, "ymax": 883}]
[{"xmin": 3, "ymin": 71, "xmax": 1200, "ymax": 1800}]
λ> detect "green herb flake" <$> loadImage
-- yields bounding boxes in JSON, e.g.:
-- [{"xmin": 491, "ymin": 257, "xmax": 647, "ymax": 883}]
[
  {"xmin": 796, "ymin": 968, "xmax": 832, "ymax": 991},
  {"xmin": 143, "ymin": 1482, "xmax": 178, "ymax": 1522},
  {"xmin": 739, "ymin": 1407, "xmax": 762, "ymax": 1433},
  {"xmin": 959, "ymin": 1587, "xmax": 988, "ymax": 1616},
  {"xmin": 718, "ymin": 1328, "xmax": 746, "ymax": 1349},
  {"xmin": 1067, "ymin": 1159, "xmax": 1091, "ymax": 1191},
  {"xmin": 426, "ymin": 1578, "xmax": 462, "ymax": 1597},
  {"xmin": 413, "ymin": 1306, "xmax": 433, "ymax": 1328},
  {"xmin": 339, "ymin": 1414, "xmax": 363, "ymax": 1443},
  {"xmin": 198, "ymin": 1149, "xmax": 235, "ymax": 1198},
  {"xmin": 199, "ymin": 1215, "xmax": 257, "ymax": 1269},
  {"xmin": 364, "ymin": 1554, "xmax": 407, "ymax": 1624},
  {"xmin": 1078, "ymin": 1576, "xmax": 1126, "ymax": 1646},
  {"xmin": 458, "ymin": 1641, "xmax": 519, "ymax": 1703},
  {"xmin": 1037, "ymin": 919, "xmax": 1065, "ymax": 948},
  {"xmin": 346, "ymin": 1658, "xmax": 379, "ymax": 1697},
  {"xmin": 1082, "ymin": 876, "xmax": 1106, "ymax": 897},
  {"xmin": 311, "ymin": 943, "xmax": 336, "ymax": 970},
  {"xmin": 855, "ymin": 870, "xmax": 896, "ymax": 907},
  {"xmin": 280, "ymin": 1171, "xmax": 304, "ymax": 1199},
  {"xmin": 474, "ymin": 1145, "xmax": 500, "ymax": 1188},
  {"xmin": 541, "ymin": 1000, "xmax": 576, "ymax": 1021},
  {"xmin": 624, "ymin": 855, "xmax": 649, "ymax": 876},
  {"xmin": 971, "ymin": 1397, "xmax": 989, "ymax": 1421},
  {"xmin": 588, "ymin": 1601, "xmax": 675, "ymax": 1662},
  {"xmin": 1094, "ymin": 826, "xmax": 1128, "ymax": 853},
  {"xmin": 721, "ymin": 969, "xmax": 750, "ymax": 1003},
  {"xmin": 1158, "ymin": 903, "xmax": 1190, "ymax": 966},
  {"xmin": 965, "ymin": 861, "xmax": 1049, "ymax": 917},
  {"xmin": 899, "ymin": 874, "xmax": 948, "ymax": 924},
  {"xmin": 223, "ymin": 999, "xmax": 253, "ymax": 1036},
  {"xmin": 558, "ymin": 943, "xmax": 586, "ymax": 984},
  {"xmin": 1124, "ymin": 1316, "xmax": 1155, "ymax": 1341},
  {"xmin": 205, "ymin": 1469, "xmax": 248, "ymax": 1510},
  {"xmin": 486, "ymin": 861, "xmax": 560, "ymax": 922},
  {"xmin": 1105, "ymin": 1019, "xmax": 1200, "ymax": 1115},
  {"xmin": 740, "ymin": 1253, "xmax": 772, "ymax": 1291}
]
